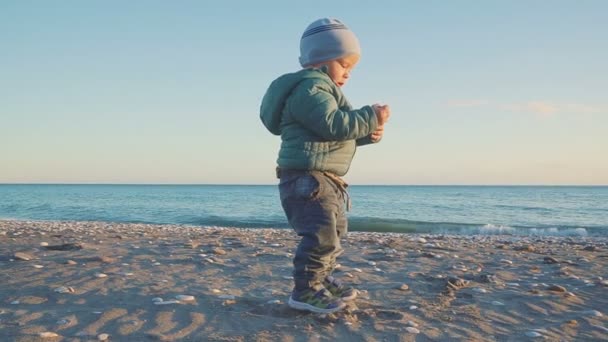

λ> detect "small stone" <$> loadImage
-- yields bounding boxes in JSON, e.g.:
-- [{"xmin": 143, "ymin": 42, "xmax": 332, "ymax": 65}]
[
  {"xmin": 547, "ymin": 285, "xmax": 567, "ymax": 292},
  {"xmin": 414, "ymin": 237, "xmax": 427, "ymax": 243},
  {"xmin": 65, "ymin": 260, "xmax": 78, "ymax": 265},
  {"xmin": 525, "ymin": 331, "xmax": 542, "ymax": 338},
  {"xmin": 39, "ymin": 332, "xmax": 60, "ymax": 338},
  {"xmin": 40, "ymin": 242, "xmax": 49, "ymax": 246},
  {"xmin": 479, "ymin": 274, "xmax": 498, "ymax": 283},
  {"xmin": 407, "ymin": 321, "xmax": 418, "ymax": 327},
  {"xmin": 282, "ymin": 275, "xmax": 294, "ymax": 280},
  {"xmin": 213, "ymin": 248, "xmax": 227, "ymax": 255},
  {"xmin": 405, "ymin": 327, "xmax": 420, "ymax": 334},
  {"xmin": 97, "ymin": 256, "xmax": 115, "ymax": 263},
  {"xmin": 14, "ymin": 252, "xmax": 34, "ymax": 261},
  {"xmin": 352, "ymin": 268, "xmax": 363, "ymax": 273},
  {"xmin": 500, "ymin": 259, "xmax": 513, "ymax": 265},
  {"xmin": 56, "ymin": 319, "xmax": 70, "ymax": 325},
  {"xmin": 95, "ymin": 273, "xmax": 108, "ymax": 278},
  {"xmin": 374, "ymin": 267, "xmax": 382, "ymax": 272},
  {"xmin": 33, "ymin": 264, "xmax": 44, "ymax": 269},
  {"xmin": 154, "ymin": 300, "xmax": 180, "ymax": 305},
  {"xmin": 267, "ymin": 299, "xmax": 281, "ymax": 304},
  {"xmin": 98, "ymin": 333, "xmax": 110, "ymax": 341},
  {"xmin": 592, "ymin": 324, "xmax": 608, "ymax": 333},
  {"xmin": 564, "ymin": 292, "xmax": 576, "ymax": 297},
  {"xmin": 367, "ymin": 261, "xmax": 377, "ymax": 266},
  {"xmin": 151, "ymin": 297, "xmax": 164, "ymax": 303},
  {"xmin": 175, "ymin": 295, "xmax": 195, "ymax": 302},
  {"xmin": 211, "ymin": 289, "xmax": 221, "ymax": 293},
  {"xmin": 399, "ymin": 284, "xmax": 409, "ymax": 291},
  {"xmin": 409, "ymin": 305, "xmax": 418, "ymax": 310},
  {"xmin": 584, "ymin": 310, "xmax": 603, "ymax": 317},
  {"xmin": 54, "ymin": 286, "xmax": 75, "ymax": 294},
  {"xmin": 11, "ymin": 300, "xmax": 19, "ymax": 305},
  {"xmin": 344, "ymin": 272, "xmax": 354, "ymax": 278},
  {"xmin": 544, "ymin": 256, "xmax": 559, "ymax": 264},
  {"xmin": 223, "ymin": 299, "xmax": 236, "ymax": 305},
  {"xmin": 270, "ymin": 243, "xmax": 281, "ymax": 247},
  {"xmin": 515, "ymin": 244, "xmax": 535, "ymax": 252}
]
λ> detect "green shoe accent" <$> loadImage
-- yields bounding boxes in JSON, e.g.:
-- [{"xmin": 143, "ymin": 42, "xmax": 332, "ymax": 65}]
[
  {"xmin": 288, "ymin": 288, "xmax": 346, "ymax": 314},
  {"xmin": 324, "ymin": 276, "xmax": 358, "ymax": 301}
]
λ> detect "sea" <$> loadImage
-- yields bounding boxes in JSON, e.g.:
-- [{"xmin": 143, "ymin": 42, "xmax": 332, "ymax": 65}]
[{"xmin": 0, "ymin": 184, "xmax": 606, "ymax": 236}]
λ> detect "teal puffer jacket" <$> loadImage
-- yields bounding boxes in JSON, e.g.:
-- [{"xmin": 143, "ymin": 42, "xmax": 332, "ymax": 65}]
[{"xmin": 260, "ymin": 67, "xmax": 378, "ymax": 176}]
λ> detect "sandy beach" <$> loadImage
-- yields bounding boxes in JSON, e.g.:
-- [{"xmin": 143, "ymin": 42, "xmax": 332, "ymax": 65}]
[{"xmin": 1, "ymin": 219, "xmax": 607, "ymax": 341}]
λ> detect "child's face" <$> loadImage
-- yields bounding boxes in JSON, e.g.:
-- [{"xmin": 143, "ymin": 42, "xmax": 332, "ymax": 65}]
[{"xmin": 321, "ymin": 54, "xmax": 360, "ymax": 87}]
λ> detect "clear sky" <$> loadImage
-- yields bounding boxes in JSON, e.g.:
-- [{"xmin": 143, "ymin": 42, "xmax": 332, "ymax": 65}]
[{"xmin": 1, "ymin": 1, "xmax": 606, "ymax": 185}]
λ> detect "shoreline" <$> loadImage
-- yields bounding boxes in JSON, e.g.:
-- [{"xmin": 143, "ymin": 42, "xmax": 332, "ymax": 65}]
[{"xmin": 1, "ymin": 220, "xmax": 607, "ymax": 341}]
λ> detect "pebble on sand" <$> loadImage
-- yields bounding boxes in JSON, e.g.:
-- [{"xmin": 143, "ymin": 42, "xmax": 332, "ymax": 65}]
[
  {"xmin": 544, "ymin": 256, "xmax": 559, "ymax": 264},
  {"xmin": 525, "ymin": 331, "xmax": 543, "ymax": 338},
  {"xmin": 97, "ymin": 333, "xmax": 110, "ymax": 341},
  {"xmin": 584, "ymin": 310, "xmax": 603, "ymax": 317},
  {"xmin": 54, "ymin": 286, "xmax": 75, "ymax": 294},
  {"xmin": 95, "ymin": 273, "xmax": 108, "ymax": 278},
  {"xmin": 14, "ymin": 252, "xmax": 34, "ymax": 261},
  {"xmin": 175, "ymin": 295, "xmax": 196, "ymax": 302},
  {"xmin": 406, "ymin": 327, "xmax": 420, "ymax": 334},
  {"xmin": 547, "ymin": 285, "xmax": 567, "ymax": 292},
  {"xmin": 39, "ymin": 332, "xmax": 60, "ymax": 338}
]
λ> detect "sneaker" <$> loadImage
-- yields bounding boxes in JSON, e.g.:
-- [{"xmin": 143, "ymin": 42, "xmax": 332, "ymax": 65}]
[
  {"xmin": 324, "ymin": 276, "xmax": 358, "ymax": 301},
  {"xmin": 288, "ymin": 288, "xmax": 346, "ymax": 314}
]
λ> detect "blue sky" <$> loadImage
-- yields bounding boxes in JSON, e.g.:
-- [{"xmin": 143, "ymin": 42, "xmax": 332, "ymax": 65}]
[{"xmin": 1, "ymin": 1, "xmax": 606, "ymax": 185}]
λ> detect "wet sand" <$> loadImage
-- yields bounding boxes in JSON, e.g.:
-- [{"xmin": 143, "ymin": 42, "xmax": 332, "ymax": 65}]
[{"xmin": 1, "ymin": 219, "xmax": 607, "ymax": 341}]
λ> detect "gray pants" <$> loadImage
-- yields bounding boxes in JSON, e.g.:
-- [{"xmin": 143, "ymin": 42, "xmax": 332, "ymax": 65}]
[{"xmin": 278, "ymin": 170, "xmax": 347, "ymax": 291}]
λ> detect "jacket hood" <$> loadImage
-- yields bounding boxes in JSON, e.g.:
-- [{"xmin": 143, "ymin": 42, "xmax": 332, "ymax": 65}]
[{"xmin": 260, "ymin": 67, "xmax": 331, "ymax": 135}]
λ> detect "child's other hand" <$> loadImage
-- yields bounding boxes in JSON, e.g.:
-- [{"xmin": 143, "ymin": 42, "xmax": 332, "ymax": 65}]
[
  {"xmin": 372, "ymin": 104, "xmax": 391, "ymax": 125},
  {"xmin": 370, "ymin": 125, "xmax": 384, "ymax": 142}
]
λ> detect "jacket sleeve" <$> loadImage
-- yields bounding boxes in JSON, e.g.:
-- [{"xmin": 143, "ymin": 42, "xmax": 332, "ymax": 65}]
[
  {"xmin": 356, "ymin": 135, "xmax": 381, "ymax": 146},
  {"xmin": 289, "ymin": 81, "xmax": 378, "ymax": 141}
]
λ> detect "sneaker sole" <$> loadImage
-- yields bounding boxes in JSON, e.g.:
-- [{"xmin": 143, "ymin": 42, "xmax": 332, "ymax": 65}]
[{"xmin": 288, "ymin": 296, "xmax": 346, "ymax": 314}]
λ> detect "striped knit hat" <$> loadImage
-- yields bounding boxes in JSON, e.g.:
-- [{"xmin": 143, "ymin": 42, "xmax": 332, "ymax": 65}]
[{"xmin": 299, "ymin": 18, "xmax": 361, "ymax": 67}]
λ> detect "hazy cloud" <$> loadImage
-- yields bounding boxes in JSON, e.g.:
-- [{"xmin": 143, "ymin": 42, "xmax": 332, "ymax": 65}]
[{"xmin": 446, "ymin": 99, "xmax": 606, "ymax": 118}]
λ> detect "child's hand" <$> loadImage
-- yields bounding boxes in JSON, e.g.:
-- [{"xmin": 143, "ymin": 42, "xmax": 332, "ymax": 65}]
[
  {"xmin": 370, "ymin": 125, "xmax": 384, "ymax": 142},
  {"xmin": 372, "ymin": 104, "xmax": 391, "ymax": 125}
]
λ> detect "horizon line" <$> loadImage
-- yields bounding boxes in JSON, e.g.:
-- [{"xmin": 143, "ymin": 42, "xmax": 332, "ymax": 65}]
[{"xmin": 1, "ymin": 182, "xmax": 606, "ymax": 187}]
